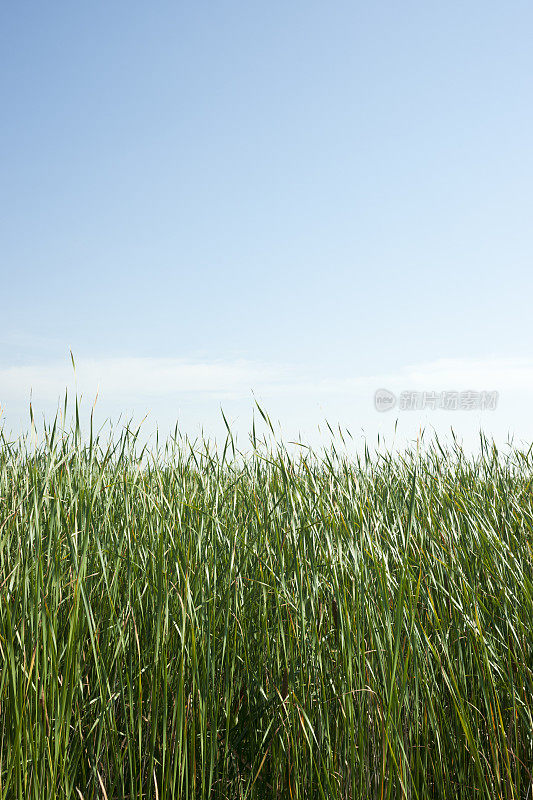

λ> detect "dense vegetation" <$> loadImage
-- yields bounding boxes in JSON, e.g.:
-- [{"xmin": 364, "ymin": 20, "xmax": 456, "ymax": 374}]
[{"xmin": 1, "ymin": 417, "xmax": 532, "ymax": 799}]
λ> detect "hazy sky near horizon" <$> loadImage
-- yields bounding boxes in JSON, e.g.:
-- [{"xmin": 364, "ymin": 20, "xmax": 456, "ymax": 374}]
[{"xmin": 2, "ymin": 2, "xmax": 533, "ymax": 450}]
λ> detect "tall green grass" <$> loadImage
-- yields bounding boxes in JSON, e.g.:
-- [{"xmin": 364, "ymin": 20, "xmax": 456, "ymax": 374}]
[{"xmin": 1, "ymin": 415, "xmax": 532, "ymax": 798}]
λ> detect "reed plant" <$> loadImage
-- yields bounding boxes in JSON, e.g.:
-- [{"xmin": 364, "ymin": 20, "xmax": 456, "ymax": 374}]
[{"xmin": 1, "ymin": 412, "xmax": 532, "ymax": 798}]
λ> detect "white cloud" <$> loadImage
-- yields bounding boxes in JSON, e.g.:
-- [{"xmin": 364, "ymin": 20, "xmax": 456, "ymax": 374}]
[
  {"xmin": 394, "ymin": 357, "xmax": 533, "ymax": 391},
  {"xmin": 1, "ymin": 357, "xmax": 291, "ymax": 399},
  {"xmin": 1, "ymin": 354, "xmax": 532, "ymax": 450}
]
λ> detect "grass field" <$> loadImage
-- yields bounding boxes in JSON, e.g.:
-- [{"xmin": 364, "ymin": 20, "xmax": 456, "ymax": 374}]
[{"xmin": 1, "ymin": 414, "xmax": 532, "ymax": 799}]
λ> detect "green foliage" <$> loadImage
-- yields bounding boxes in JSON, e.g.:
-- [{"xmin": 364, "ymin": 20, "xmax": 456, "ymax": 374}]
[{"xmin": 0, "ymin": 420, "xmax": 532, "ymax": 798}]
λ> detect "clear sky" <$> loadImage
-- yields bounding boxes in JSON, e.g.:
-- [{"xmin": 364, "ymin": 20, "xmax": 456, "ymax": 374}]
[{"xmin": 2, "ymin": 1, "xmax": 533, "ymax": 451}]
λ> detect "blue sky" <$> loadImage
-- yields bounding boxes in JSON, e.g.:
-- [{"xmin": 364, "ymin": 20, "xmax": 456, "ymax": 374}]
[{"xmin": 2, "ymin": 1, "xmax": 533, "ymax": 450}]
